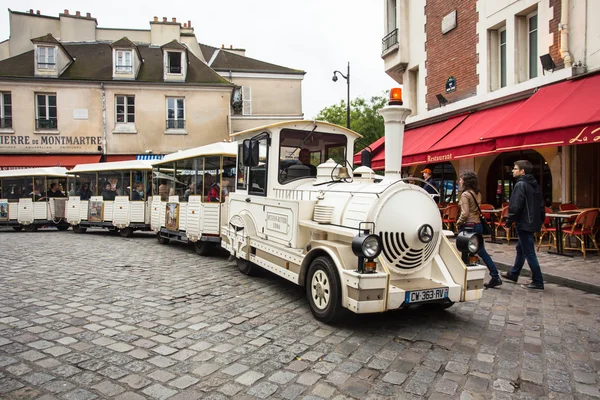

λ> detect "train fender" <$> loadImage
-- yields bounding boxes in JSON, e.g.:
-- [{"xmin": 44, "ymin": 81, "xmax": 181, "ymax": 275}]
[
  {"xmin": 227, "ymin": 211, "xmax": 257, "ymax": 259},
  {"xmin": 299, "ymin": 244, "xmax": 350, "ymax": 310}
]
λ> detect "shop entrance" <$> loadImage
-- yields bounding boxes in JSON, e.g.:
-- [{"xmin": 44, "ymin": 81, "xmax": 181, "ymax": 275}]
[
  {"xmin": 573, "ymin": 142, "xmax": 600, "ymax": 207},
  {"xmin": 486, "ymin": 150, "xmax": 552, "ymax": 208}
]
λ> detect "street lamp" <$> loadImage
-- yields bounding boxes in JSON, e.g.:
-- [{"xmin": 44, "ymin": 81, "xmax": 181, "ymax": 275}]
[{"xmin": 332, "ymin": 62, "xmax": 350, "ymax": 129}]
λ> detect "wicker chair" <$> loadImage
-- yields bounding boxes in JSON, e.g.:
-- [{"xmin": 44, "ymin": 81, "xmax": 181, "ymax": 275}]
[
  {"xmin": 442, "ymin": 204, "xmax": 459, "ymax": 232},
  {"xmin": 563, "ymin": 209, "xmax": 600, "ymax": 259},
  {"xmin": 537, "ymin": 207, "xmax": 556, "ymax": 251},
  {"xmin": 494, "ymin": 206, "xmax": 512, "ymax": 244}
]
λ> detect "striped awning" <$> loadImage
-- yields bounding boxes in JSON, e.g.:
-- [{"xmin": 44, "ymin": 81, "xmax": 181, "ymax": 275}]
[{"xmin": 136, "ymin": 154, "xmax": 164, "ymax": 160}]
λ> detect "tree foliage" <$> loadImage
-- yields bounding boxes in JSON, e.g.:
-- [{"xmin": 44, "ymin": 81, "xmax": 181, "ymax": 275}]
[{"xmin": 315, "ymin": 91, "xmax": 388, "ymax": 152}]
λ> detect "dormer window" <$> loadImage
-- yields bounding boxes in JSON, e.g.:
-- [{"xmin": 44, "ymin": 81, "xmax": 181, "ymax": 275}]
[
  {"xmin": 167, "ymin": 52, "xmax": 182, "ymax": 74},
  {"xmin": 37, "ymin": 46, "xmax": 56, "ymax": 70},
  {"xmin": 115, "ymin": 50, "xmax": 133, "ymax": 73}
]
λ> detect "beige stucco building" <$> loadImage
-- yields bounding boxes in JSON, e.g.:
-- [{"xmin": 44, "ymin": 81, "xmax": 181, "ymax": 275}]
[{"xmin": 0, "ymin": 9, "xmax": 305, "ymax": 168}]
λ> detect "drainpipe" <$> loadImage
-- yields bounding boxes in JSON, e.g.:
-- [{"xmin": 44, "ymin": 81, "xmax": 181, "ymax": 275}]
[
  {"xmin": 560, "ymin": 0, "xmax": 573, "ymax": 68},
  {"xmin": 100, "ymin": 83, "xmax": 107, "ymax": 159}
]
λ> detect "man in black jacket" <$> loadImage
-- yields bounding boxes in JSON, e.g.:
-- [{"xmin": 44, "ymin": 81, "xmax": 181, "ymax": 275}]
[{"xmin": 501, "ymin": 160, "xmax": 545, "ymax": 290}]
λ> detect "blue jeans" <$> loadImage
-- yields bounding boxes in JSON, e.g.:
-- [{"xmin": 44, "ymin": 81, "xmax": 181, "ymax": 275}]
[
  {"xmin": 463, "ymin": 223, "xmax": 499, "ymax": 279},
  {"xmin": 510, "ymin": 229, "xmax": 544, "ymax": 286}
]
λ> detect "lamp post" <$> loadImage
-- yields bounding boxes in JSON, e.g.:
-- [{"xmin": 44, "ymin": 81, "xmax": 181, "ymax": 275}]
[{"xmin": 332, "ymin": 62, "xmax": 350, "ymax": 129}]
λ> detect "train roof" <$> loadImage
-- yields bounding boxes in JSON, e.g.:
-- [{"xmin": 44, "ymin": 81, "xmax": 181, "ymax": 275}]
[
  {"xmin": 229, "ymin": 120, "xmax": 363, "ymax": 139},
  {"xmin": 153, "ymin": 142, "xmax": 237, "ymax": 165},
  {"xmin": 0, "ymin": 167, "xmax": 68, "ymax": 178},
  {"xmin": 67, "ymin": 160, "xmax": 153, "ymax": 173}
]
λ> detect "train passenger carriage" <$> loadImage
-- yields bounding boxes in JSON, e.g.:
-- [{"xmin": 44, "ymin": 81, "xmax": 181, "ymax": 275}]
[
  {"xmin": 150, "ymin": 142, "xmax": 237, "ymax": 255},
  {"xmin": 222, "ymin": 91, "xmax": 487, "ymax": 322},
  {"xmin": 66, "ymin": 160, "xmax": 152, "ymax": 237},
  {"xmin": 0, "ymin": 167, "xmax": 70, "ymax": 231}
]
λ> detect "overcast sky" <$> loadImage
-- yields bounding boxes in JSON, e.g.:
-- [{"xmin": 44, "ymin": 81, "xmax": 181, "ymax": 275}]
[{"xmin": 0, "ymin": 0, "xmax": 398, "ymax": 119}]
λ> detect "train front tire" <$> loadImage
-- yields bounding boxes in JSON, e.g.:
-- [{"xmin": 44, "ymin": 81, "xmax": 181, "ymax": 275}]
[
  {"xmin": 236, "ymin": 258, "xmax": 258, "ymax": 276},
  {"xmin": 306, "ymin": 256, "xmax": 342, "ymax": 324}
]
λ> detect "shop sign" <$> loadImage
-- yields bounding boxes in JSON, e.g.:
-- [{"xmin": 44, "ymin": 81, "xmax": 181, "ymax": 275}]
[
  {"xmin": 0, "ymin": 134, "xmax": 103, "ymax": 153},
  {"xmin": 446, "ymin": 76, "xmax": 456, "ymax": 93},
  {"xmin": 568, "ymin": 126, "xmax": 600, "ymax": 144},
  {"xmin": 427, "ymin": 153, "xmax": 453, "ymax": 162}
]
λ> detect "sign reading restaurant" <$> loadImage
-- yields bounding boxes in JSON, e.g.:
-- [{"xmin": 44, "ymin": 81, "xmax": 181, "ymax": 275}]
[{"xmin": 0, "ymin": 134, "xmax": 103, "ymax": 153}]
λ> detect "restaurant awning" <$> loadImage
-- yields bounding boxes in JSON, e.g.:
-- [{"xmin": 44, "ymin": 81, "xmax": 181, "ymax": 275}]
[
  {"xmin": 0, "ymin": 155, "xmax": 101, "ymax": 169},
  {"xmin": 105, "ymin": 155, "xmax": 136, "ymax": 162},
  {"xmin": 481, "ymin": 73, "xmax": 600, "ymax": 151}
]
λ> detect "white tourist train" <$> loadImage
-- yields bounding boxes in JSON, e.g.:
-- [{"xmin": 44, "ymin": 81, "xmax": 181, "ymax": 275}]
[
  {"xmin": 65, "ymin": 160, "xmax": 153, "ymax": 237},
  {"xmin": 150, "ymin": 142, "xmax": 237, "ymax": 255},
  {"xmin": 221, "ymin": 89, "xmax": 486, "ymax": 322},
  {"xmin": 0, "ymin": 167, "xmax": 70, "ymax": 231}
]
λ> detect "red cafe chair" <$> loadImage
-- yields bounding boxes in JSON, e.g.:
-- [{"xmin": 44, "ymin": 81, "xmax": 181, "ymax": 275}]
[
  {"xmin": 563, "ymin": 209, "xmax": 599, "ymax": 260},
  {"xmin": 537, "ymin": 207, "xmax": 556, "ymax": 252},
  {"xmin": 442, "ymin": 204, "xmax": 459, "ymax": 232},
  {"xmin": 494, "ymin": 206, "xmax": 512, "ymax": 244}
]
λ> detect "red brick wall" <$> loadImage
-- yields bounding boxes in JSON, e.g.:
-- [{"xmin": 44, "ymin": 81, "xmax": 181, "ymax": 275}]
[
  {"xmin": 425, "ymin": 0, "xmax": 478, "ymax": 110},
  {"xmin": 548, "ymin": 0, "xmax": 564, "ymax": 70}
]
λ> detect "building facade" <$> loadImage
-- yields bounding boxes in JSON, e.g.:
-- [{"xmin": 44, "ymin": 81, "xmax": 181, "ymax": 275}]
[
  {"xmin": 0, "ymin": 9, "xmax": 304, "ymax": 168},
  {"xmin": 375, "ymin": 0, "xmax": 600, "ymax": 208}
]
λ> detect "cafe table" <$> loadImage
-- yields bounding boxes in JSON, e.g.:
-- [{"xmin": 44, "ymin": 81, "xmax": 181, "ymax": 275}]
[
  {"xmin": 546, "ymin": 212, "xmax": 582, "ymax": 257},
  {"xmin": 485, "ymin": 209, "xmax": 504, "ymax": 244}
]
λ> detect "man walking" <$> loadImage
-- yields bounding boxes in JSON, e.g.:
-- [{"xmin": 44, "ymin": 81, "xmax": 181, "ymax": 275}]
[{"xmin": 501, "ymin": 160, "xmax": 546, "ymax": 290}]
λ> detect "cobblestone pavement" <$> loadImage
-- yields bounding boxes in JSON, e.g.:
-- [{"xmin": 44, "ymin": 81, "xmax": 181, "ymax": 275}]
[{"xmin": 1, "ymin": 229, "xmax": 600, "ymax": 400}]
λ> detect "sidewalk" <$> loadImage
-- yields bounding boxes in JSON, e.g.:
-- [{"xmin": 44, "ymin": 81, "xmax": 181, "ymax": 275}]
[{"xmin": 481, "ymin": 239, "xmax": 600, "ymax": 294}]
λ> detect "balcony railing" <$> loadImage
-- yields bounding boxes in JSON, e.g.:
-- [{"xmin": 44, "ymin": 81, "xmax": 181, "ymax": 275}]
[
  {"xmin": 167, "ymin": 65, "xmax": 182, "ymax": 74},
  {"xmin": 36, "ymin": 118, "xmax": 58, "ymax": 130},
  {"xmin": 0, "ymin": 118, "xmax": 12, "ymax": 129},
  {"xmin": 382, "ymin": 29, "xmax": 399, "ymax": 54},
  {"xmin": 166, "ymin": 119, "xmax": 185, "ymax": 129}
]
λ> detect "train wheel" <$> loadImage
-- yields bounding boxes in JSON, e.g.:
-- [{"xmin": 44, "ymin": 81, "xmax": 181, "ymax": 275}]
[
  {"xmin": 120, "ymin": 227, "xmax": 134, "ymax": 238},
  {"xmin": 157, "ymin": 233, "xmax": 170, "ymax": 244},
  {"xmin": 12, "ymin": 226, "xmax": 23, "ymax": 231},
  {"xmin": 73, "ymin": 225, "xmax": 87, "ymax": 234},
  {"xmin": 23, "ymin": 224, "xmax": 38, "ymax": 232},
  {"xmin": 194, "ymin": 241, "xmax": 213, "ymax": 256},
  {"xmin": 306, "ymin": 256, "xmax": 342, "ymax": 324},
  {"xmin": 236, "ymin": 258, "xmax": 257, "ymax": 276},
  {"xmin": 56, "ymin": 224, "xmax": 69, "ymax": 231}
]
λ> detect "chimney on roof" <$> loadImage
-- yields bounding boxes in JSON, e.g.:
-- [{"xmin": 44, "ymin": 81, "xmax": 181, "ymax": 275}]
[
  {"xmin": 86, "ymin": 12, "xmax": 91, "ymax": 18},
  {"xmin": 153, "ymin": 16, "xmax": 158, "ymax": 22},
  {"xmin": 36, "ymin": 10, "xmax": 40, "ymax": 15},
  {"xmin": 162, "ymin": 17, "xmax": 167, "ymax": 22},
  {"xmin": 188, "ymin": 20, "xmax": 191, "ymax": 28},
  {"xmin": 183, "ymin": 23, "xmax": 187, "ymax": 28},
  {"xmin": 29, "ymin": 9, "xmax": 33, "ymax": 14},
  {"xmin": 230, "ymin": 45, "xmax": 233, "ymax": 49},
  {"xmin": 172, "ymin": 17, "xmax": 176, "ymax": 23},
  {"xmin": 222, "ymin": 44, "xmax": 224, "ymax": 48},
  {"xmin": 63, "ymin": 9, "xmax": 69, "ymax": 15},
  {"xmin": 75, "ymin": 11, "xmax": 80, "ymax": 16}
]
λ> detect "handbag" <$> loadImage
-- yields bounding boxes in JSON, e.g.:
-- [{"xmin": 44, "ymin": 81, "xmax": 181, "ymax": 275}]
[{"xmin": 468, "ymin": 192, "xmax": 492, "ymax": 235}]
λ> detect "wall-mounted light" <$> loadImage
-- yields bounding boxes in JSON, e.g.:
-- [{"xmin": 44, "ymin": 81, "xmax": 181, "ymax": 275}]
[
  {"xmin": 436, "ymin": 94, "xmax": 448, "ymax": 107},
  {"xmin": 540, "ymin": 54, "xmax": 556, "ymax": 75}
]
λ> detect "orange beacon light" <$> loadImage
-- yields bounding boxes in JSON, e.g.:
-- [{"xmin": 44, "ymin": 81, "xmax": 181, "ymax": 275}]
[{"xmin": 389, "ymin": 88, "xmax": 403, "ymax": 106}]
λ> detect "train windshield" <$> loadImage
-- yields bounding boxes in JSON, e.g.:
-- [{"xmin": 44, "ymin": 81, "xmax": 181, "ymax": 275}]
[{"xmin": 278, "ymin": 128, "xmax": 347, "ymax": 184}]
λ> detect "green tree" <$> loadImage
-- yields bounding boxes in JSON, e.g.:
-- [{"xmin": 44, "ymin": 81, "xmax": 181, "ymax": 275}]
[{"xmin": 315, "ymin": 92, "xmax": 388, "ymax": 152}]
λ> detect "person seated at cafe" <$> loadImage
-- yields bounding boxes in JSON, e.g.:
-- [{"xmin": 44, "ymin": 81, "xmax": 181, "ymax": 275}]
[
  {"xmin": 46, "ymin": 182, "xmax": 65, "ymax": 198},
  {"xmin": 132, "ymin": 182, "xmax": 145, "ymax": 201},
  {"xmin": 102, "ymin": 182, "xmax": 116, "ymax": 201}
]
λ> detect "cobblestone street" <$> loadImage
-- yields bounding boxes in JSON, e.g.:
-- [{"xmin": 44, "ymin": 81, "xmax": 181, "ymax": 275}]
[{"xmin": 1, "ymin": 229, "xmax": 600, "ymax": 400}]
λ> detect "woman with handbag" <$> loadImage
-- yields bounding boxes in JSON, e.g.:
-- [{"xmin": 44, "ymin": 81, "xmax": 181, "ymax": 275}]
[{"xmin": 456, "ymin": 170, "xmax": 502, "ymax": 288}]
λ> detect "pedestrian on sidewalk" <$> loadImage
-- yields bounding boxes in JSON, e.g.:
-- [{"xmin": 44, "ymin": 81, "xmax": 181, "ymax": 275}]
[
  {"xmin": 456, "ymin": 171, "xmax": 502, "ymax": 288},
  {"xmin": 502, "ymin": 160, "xmax": 546, "ymax": 290}
]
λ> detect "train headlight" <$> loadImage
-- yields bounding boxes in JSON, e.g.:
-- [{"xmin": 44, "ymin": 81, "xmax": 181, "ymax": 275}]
[
  {"xmin": 352, "ymin": 234, "xmax": 382, "ymax": 259},
  {"xmin": 456, "ymin": 231, "xmax": 483, "ymax": 265}
]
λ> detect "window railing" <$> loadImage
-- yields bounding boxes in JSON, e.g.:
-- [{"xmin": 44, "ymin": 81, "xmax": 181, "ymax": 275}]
[
  {"xmin": 166, "ymin": 119, "xmax": 185, "ymax": 129},
  {"xmin": 115, "ymin": 65, "xmax": 133, "ymax": 73},
  {"xmin": 36, "ymin": 118, "xmax": 58, "ymax": 130},
  {"xmin": 382, "ymin": 29, "xmax": 399, "ymax": 53},
  {"xmin": 167, "ymin": 65, "xmax": 182, "ymax": 74},
  {"xmin": 37, "ymin": 62, "xmax": 56, "ymax": 69},
  {"xmin": 0, "ymin": 118, "xmax": 12, "ymax": 129}
]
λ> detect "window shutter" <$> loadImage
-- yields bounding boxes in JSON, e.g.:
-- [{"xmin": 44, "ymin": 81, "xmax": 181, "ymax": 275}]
[{"xmin": 242, "ymin": 86, "xmax": 252, "ymax": 116}]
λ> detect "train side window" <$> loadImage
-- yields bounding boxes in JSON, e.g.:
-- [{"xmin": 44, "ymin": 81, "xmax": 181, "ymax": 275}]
[
  {"xmin": 248, "ymin": 137, "xmax": 268, "ymax": 196},
  {"xmin": 237, "ymin": 144, "xmax": 247, "ymax": 190}
]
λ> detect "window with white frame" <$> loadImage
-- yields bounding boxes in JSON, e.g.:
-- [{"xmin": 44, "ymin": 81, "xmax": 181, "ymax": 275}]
[
  {"xmin": 37, "ymin": 46, "xmax": 56, "ymax": 69},
  {"xmin": 166, "ymin": 98, "xmax": 185, "ymax": 129},
  {"xmin": 528, "ymin": 13, "xmax": 538, "ymax": 79},
  {"xmin": 115, "ymin": 50, "xmax": 133, "ymax": 73},
  {"xmin": 116, "ymin": 95, "xmax": 135, "ymax": 123},
  {"xmin": 36, "ymin": 93, "xmax": 57, "ymax": 130},
  {"xmin": 0, "ymin": 92, "xmax": 11, "ymax": 129},
  {"xmin": 499, "ymin": 28, "xmax": 507, "ymax": 88},
  {"xmin": 167, "ymin": 52, "xmax": 182, "ymax": 74}
]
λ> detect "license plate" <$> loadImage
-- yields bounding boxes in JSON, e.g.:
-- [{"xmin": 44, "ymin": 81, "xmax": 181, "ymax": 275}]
[{"xmin": 405, "ymin": 287, "xmax": 449, "ymax": 304}]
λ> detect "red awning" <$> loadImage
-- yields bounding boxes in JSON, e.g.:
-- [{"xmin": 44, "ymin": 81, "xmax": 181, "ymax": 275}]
[
  {"xmin": 105, "ymin": 155, "xmax": 136, "ymax": 162},
  {"xmin": 403, "ymin": 100, "xmax": 526, "ymax": 165},
  {"xmin": 482, "ymin": 73, "xmax": 600, "ymax": 151},
  {"xmin": 0, "ymin": 155, "xmax": 101, "ymax": 169}
]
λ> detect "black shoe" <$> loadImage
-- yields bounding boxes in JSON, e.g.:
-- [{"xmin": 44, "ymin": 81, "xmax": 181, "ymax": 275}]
[
  {"xmin": 501, "ymin": 273, "xmax": 518, "ymax": 283},
  {"xmin": 484, "ymin": 278, "xmax": 503, "ymax": 289},
  {"xmin": 522, "ymin": 283, "xmax": 544, "ymax": 290}
]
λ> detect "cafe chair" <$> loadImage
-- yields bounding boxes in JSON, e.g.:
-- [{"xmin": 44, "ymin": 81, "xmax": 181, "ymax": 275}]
[
  {"xmin": 562, "ymin": 209, "xmax": 599, "ymax": 260},
  {"xmin": 480, "ymin": 204, "xmax": 494, "ymax": 220},
  {"xmin": 442, "ymin": 204, "xmax": 459, "ymax": 232},
  {"xmin": 537, "ymin": 207, "xmax": 556, "ymax": 252},
  {"xmin": 494, "ymin": 206, "xmax": 512, "ymax": 244}
]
